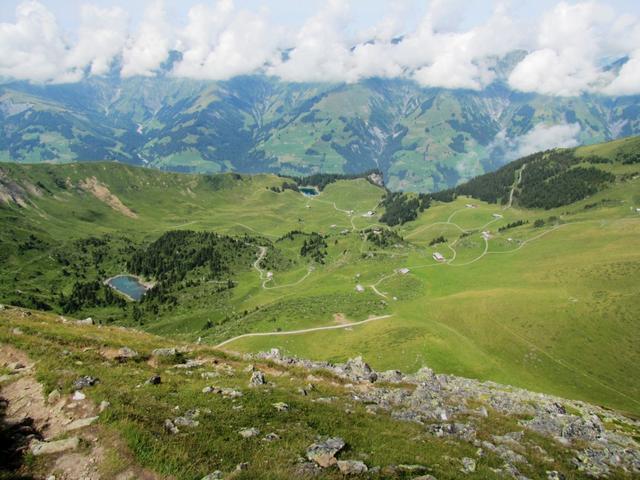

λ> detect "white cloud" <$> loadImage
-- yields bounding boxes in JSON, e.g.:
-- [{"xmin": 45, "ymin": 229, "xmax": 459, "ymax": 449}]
[
  {"xmin": 173, "ymin": 1, "xmax": 281, "ymax": 80},
  {"xmin": 603, "ymin": 51, "xmax": 640, "ymax": 96},
  {"xmin": 66, "ymin": 5, "xmax": 128, "ymax": 77},
  {"xmin": 0, "ymin": 0, "xmax": 638, "ymax": 95},
  {"xmin": 0, "ymin": 1, "xmax": 73, "ymax": 83},
  {"xmin": 509, "ymin": 2, "xmax": 639, "ymax": 96},
  {"xmin": 505, "ymin": 123, "xmax": 582, "ymax": 159},
  {"xmin": 268, "ymin": 0, "xmax": 354, "ymax": 83},
  {"xmin": 121, "ymin": 0, "xmax": 172, "ymax": 78}
]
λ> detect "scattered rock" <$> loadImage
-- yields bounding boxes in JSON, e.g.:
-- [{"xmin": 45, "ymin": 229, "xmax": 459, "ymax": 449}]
[
  {"xmin": 164, "ymin": 419, "xmax": 179, "ymax": 434},
  {"xmin": 72, "ymin": 391, "xmax": 86, "ymax": 401},
  {"xmin": 263, "ymin": 433, "xmax": 280, "ymax": 442},
  {"xmin": 73, "ymin": 376, "xmax": 99, "ymax": 390},
  {"xmin": 201, "ymin": 471, "xmax": 223, "ymax": 480},
  {"xmin": 146, "ymin": 375, "xmax": 161, "ymax": 385},
  {"xmin": 337, "ymin": 460, "xmax": 368, "ymax": 475},
  {"xmin": 249, "ymin": 370, "xmax": 266, "ymax": 387},
  {"xmin": 12, "ymin": 328, "xmax": 23, "ymax": 335},
  {"xmin": 31, "ymin": 437, "xmax": 79, "ymax": 456},
  {"xmin": 461, "ymin": 457, "xmax": 476, "ymax": 474},
  {"xmin": 202, "ymin": 386, "xmax": 243, "ymax": 398},
  {"xmin": 76, "ymin": 317, "xmax": 93, "ymax": 325},
  {"xmin": 174, "ymin": 410, "xmax": 200, "ymax": 428},
  {"xmin": 306, "ymin": 437, "xmax": 346, "ymax": 468},
  {"xmin": 547, "ymin": 471, "xmax": 566, "ymax": 480},
  {"xmin": 65, "ymin": 416, "xmax": 99, "ymax": 431},
  {"xmin": 235, "ymin": 462, "xmax": 249, "ymax": 471},
  {"xmin": 272, "ymin": 402, "xmax": 289, "ymax": 412},
  {"xmin": 152, "ymin": 348, "xmax": 177, "ymax": 357},
  {"xmin": 99, "ymin": 400, "xmax": 110, "ymax": 412},
  {"xmin": 239, "ymin": 427, "xmax": 260, "ymax": 438},
  {"xmin": 116, "ymin": 347, "xmax": 138, "ymax": 361},
  {"xmin": 397, "ymin": 465, "xmax": 430, "ymax": 474},
  {"xmin": 47, "ymin": 389, "xmax": 61, "ymax": 404}
]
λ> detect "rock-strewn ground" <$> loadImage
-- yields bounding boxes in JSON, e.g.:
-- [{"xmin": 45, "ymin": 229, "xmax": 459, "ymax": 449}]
[
  {"xmin": 253, "ymin": 349, "xmax": 640, "ymax": 479},
  {"xmin": 2, "ymin": 307, "xmax": 639, "ymax": 480}
]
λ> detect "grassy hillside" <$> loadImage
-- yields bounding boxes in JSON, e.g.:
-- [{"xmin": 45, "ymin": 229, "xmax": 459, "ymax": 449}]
[
  {"xmin": 2, "ymin": 308, "xmax": 639, "ymax": 479},
  {"xmin": 0, "ymin": 137, "xmax": 639, "ymax": 420}
]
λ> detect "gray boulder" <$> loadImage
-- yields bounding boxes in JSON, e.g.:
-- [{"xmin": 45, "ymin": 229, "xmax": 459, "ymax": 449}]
[
  {"xmin": 306, "ymin": 437, "xmax": 346, "ymax": 467},
  {"xmin": 337, "ymin": 460, "xmax": 368, "ymax": 475},
  {"xmin": 31, "ymin": 437, "xmax": 79, "ymax": 456},
  {"xmin": 152, "ymin": 348, "xmax": 177, "ymax": 357},
  {"xmin": 273, "ymin": 402, "xmax": 289, "ymax": 412},
  {"xmin": 461, "ymin": 457, "xmax": 476, "ymax": 474},
  {"xmin": 164, "ymin": 419, "xmax": 179, "ymax": 434},
  {"xmin": 201, "ymin": 472, "xmax": 223, "ymax": 480},
  {"xmin": 239, "ymin": 427, "xmax": 260, "ymax": 438},
  {"xmin": 342, "ymin": 357, "xmax": 377, "ymax": 383},
  {"xmin": 174, "ymin": 410, "xmax": 200, "ymax": 428},
  {"xmin": 249, "ymin": 370, "xmax": 266, "ymax": 387},
  {"xmin": 73, "ymin": 375, "xmax": 99, "ymax": 390},
  {"xmin": 546, "ymin": 472, "xmax": 566, "ymax": 480},
  {"xmin": 116, "ymin": 347, "xmax": 139, "ymax": 361}
]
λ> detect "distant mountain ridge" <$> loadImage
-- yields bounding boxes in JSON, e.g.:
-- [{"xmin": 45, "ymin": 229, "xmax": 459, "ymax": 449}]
[{"xmin": 1, "ymin": 52, "xmax": 639, "ymax": 191}]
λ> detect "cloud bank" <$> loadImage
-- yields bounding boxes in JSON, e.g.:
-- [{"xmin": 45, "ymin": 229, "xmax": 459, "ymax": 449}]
[{"xmin": 0, "ymin": 0, "xmax": 638, "ymax": 96}]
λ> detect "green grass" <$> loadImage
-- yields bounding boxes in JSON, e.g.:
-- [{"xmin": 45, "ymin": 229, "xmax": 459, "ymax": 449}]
[
  {"xmin": 3, "ymin": 308, "xmax": 633, "ymax": 480},
  {"xmin": 1, "ymin": 137, "xmax": 639, "ymax": 420}
]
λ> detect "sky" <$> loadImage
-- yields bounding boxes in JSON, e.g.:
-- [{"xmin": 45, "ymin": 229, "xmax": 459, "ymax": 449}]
[{"xmin": 0, "ymin": 0, "xmax": 639, "ymax": 95}]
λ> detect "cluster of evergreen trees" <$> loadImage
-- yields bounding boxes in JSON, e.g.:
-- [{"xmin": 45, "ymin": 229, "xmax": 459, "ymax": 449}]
[
  {"xmin": 435, "ymin": 149, "xmax": 617, "ymax": 209},
  {"xmin": 518, "ymin": 167, "xmax": 614, "ymax": 209},
  {"xmin": 59, "ymin": 280, "xmax": 126, "ymax": 314},
  {"xmin": 429, "ymin": 236, "xmax": 447, "ymax": 246},
  {"xmin": 379, "ymin": 192, "xmax": 431, "ymax": 226},
  {"xmin": 617, "ymin": 152, "xmax": 640, "ymax": 164},
  {"xmin": 127, "ymin": 231, "xmax": 255, "ymax": 287},
  {"xmin": 281, "ymin": 169, "xmax": 382, "ymax": 192},
  {"xmin": 300, "ymin": 233, "xmax": 328, "ymax": 264},
  {"xmin": 498, "ymin": 220, "xmax": 528, "ymax": 232},
  {"xmin": 363, "ymin": 228, "xmax": 404, "ymax": 248},
  {"xmin": 269, "ymin": 182, "xmax": 299, "ymax": 193}
]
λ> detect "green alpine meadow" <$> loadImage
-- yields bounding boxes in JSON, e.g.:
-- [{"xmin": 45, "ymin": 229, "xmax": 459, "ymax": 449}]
[
  {"xmin": 2, "ymin": 1, "xmax": 640, "ymax": 479},
  {"xmin": 2, "ymin": 134, "xmax": 640, "ymax": 479}
]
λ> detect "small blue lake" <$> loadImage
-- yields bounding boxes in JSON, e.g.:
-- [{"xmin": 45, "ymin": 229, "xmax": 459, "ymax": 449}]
[
  {"xmin": 107, "ymin": 275, "xmax": 149, "ymax": 301},
  {"xmin": 300, "ymin": 187, "xmax": 319, "ymax": 197}
]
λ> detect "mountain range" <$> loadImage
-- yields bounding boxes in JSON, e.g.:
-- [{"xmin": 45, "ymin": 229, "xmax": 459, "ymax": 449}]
[{"xmin": 2, "ymin": 52, "xmax": 639, "ymax": 192}]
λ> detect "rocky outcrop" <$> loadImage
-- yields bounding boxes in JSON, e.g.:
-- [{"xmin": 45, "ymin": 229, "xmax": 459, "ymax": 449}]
[{"xmin": 251, "ymin": 349, "xmax": 640, "ymax": 478}]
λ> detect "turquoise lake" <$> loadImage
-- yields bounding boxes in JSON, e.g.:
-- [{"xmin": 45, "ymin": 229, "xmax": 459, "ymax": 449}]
[
  {"xmin": 107, "ymin": 275, "xmax": 148, "ymax": 301},
  {"xmin": 299, "ymin": 187, "xmax": 319, "ymax": 196}
]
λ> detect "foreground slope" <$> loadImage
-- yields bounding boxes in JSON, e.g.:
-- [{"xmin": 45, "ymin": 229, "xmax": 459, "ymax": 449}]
[
  {"xmin": 0, "ymin": 137, "xmax": 639, "ymax": 418},
  {"xmin": 1, "ymin": 307, "xmax": 639, "ymax": 479}
]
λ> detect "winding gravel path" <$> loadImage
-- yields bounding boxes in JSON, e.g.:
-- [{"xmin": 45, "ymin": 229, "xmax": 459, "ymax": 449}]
[{"xmin": 215, "ymin": 314, "xmax": 394, "ymax": 349}]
